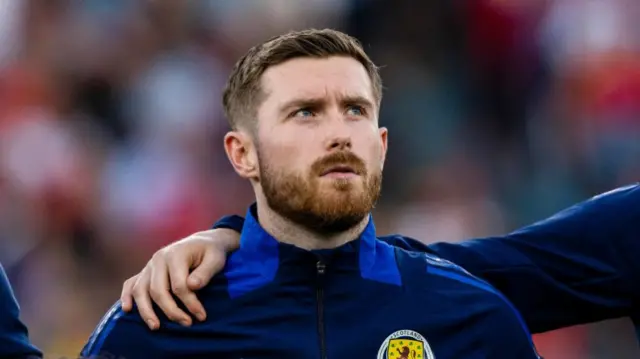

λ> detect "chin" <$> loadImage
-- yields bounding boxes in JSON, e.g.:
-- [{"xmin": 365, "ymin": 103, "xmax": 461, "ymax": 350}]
[
  {"xmin": 322, "ymin": 177, "xmax": 363, "ymax": 190},
  {"xmin": 321, "ymin": 188, "xmax": 365, "ymax": 204}
]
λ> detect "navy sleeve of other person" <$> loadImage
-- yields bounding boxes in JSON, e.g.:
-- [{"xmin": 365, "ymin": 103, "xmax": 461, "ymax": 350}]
[{"xmin": 0, "ymin": 263, "xmax": 42, "ymax": 358}]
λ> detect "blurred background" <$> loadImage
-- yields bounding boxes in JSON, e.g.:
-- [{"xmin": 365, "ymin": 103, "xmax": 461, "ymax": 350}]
[{"xmin": 0, "ymin": 0, "xmax": 639, "ymax": 357}]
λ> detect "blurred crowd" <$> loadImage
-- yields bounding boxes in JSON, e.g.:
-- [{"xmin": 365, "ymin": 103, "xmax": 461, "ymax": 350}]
[{"xmin": 0, "ymin": 0, "xmax": 639, "ymax": 357}]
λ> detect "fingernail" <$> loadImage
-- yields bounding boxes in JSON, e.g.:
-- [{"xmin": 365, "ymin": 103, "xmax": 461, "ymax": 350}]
[
  {"xmin": 195, "ymin": 312, "xmax": 206, "ymax": 321},
  {"xmin": 147, "ymin": 320, "xmax": 157, "ymax": 330},
  {"xmin": 190, "ymin": 278, "xmax": 201, "ymax": 287},
  {"xmin": 180, "ymin": 319, "xmax": 191, "ymax": 327}
]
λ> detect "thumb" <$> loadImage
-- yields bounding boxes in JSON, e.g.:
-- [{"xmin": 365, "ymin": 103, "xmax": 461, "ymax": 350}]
[{"xmin": 187, "ymin": 249, "xmax": 225, "ymax": 290}]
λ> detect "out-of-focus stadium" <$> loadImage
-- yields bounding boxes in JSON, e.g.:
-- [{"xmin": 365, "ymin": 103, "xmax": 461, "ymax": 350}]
[{"xmin": 0, "ymin": 0, "xmax": 639, "ymax": 357}]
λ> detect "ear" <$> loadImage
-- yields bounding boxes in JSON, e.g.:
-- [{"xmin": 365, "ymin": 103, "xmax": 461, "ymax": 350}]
[
  {"xmin": 224, "ymin": 131, "xmax": 259, "ymax": 179},
  {"xmin": 378, "ymin": 127, "xmax": 388, "ymax": 170}
]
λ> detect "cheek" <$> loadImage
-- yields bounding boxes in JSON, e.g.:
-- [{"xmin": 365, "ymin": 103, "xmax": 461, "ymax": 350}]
[
  {"xmin": 258, "ymin": 138, "xmax": 309, "ymax": 173},
  {"xmin": 355, "ymin": 130, "xmax": 384, "ymax": 168}
]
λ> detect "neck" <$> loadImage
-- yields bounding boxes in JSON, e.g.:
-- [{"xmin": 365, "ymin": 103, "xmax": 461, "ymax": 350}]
[{"xmin": 255, "ymin": 202, "xmax": 370, "ymax": 251}]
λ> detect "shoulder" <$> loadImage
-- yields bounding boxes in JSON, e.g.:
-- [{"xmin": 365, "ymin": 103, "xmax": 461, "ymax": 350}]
[
  {"xmin": 395, "ymin": 247, "xmax": 518, "ymax": 309},
  {"xmin": 393, "ymin": 247, "xmax": 468, "ymax": 287},
  {"xmin": 82, "ymin": 281, "xmax": 242, "ymax": 359},
  {"xmin": 83, "ymin": 278, "xmax": 236, "ymax": 350},
  {"xmin": 394, "ymin": 249, "xmax": 539, "ymax": 355},
  {"xmin": 381, "ymin": 236, "xmax": 492, "ymax": 293},
  {"xmin": 379, "ymin": 234, "xmax": 435, "ymax": 253},
  {"xmin": 81, "ymin": 301, "xmax": 137, "ymax": 357},
  {"xmin": 81, "ymin": 300, "xmax": 187, "ymax": 358}
]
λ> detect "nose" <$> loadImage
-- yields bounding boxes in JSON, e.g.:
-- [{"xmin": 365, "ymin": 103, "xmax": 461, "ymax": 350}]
[
  {"xmin": 324, "ymin": 114, "xmax": 352, "ymax": 151},
  {"xmin": 328, "ymin": 135, "xmax": 352, "ymax": 151}
]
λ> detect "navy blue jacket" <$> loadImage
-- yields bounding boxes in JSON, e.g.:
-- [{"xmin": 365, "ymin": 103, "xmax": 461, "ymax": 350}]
[
  {"xmin": 82, "ymin": 206, "xmax": 540, "ymax": 359},
  {"xmin": 0, "ymin": 263, "xmax": 42, "ymax": 358},
  {"xmin": 215, "ymin": 184, "xmax": 640, "ymax": 337}
]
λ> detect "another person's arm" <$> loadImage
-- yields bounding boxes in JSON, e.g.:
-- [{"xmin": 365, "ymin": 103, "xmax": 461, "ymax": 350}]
[
  {"xmin": 123, "ymin": 184, "xmax": 640, "ymax": 334},
  {"xmin": 392, "ymin": 184, "xmax": 640, "ymax": 333},
  {"xmin": 0, "ymin": 263, "xmax": 42, "ymax": 359},
  {"xmin": 417, "ymin": 184, "xmax": 640, "ymax": 333}
]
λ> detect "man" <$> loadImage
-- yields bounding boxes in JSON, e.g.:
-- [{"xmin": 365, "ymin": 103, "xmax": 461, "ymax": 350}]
[
  {"xmin": 122, "ymin": 184, "xmax": 640, "ymax": 339},
  {"xmin": 0, "ymin": 263, "xmax": 42, "ymax": 358},
  {"xmin": 81, "ymin": 29, "xmax": 541, "ymax": 358}
]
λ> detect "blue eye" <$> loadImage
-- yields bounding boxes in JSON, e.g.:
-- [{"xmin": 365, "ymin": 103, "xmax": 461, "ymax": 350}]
[
  {"xmin": 346, "ymin": 105, "xmax": 364, "ymax": 116},
  {"xmin": 293, "ymin": 108, "xmax": 315, "ymax": 118}
]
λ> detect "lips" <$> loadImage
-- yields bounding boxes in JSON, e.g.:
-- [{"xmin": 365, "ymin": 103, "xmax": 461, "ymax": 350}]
[{"xmin": 321, "ymin": 165, "xmax": 357, "ymax": 176}]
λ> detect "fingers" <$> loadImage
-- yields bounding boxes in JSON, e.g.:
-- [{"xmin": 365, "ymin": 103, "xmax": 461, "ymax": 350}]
[
  {"xmin": 167, "ymin": 254, "xmax": 207, "ymax": 322},
  {"xmin": 149, "ymin": 253, "xmax": 192, "ymax": 327},
  {"xmin": 124, "ymin": 228, "xmax": 240, "ymax": 329},
  {"xmin": 186, "ymin": 275, "xmax": 203, "ymax": 290},
  {"xmin": 120, "ymin": 275, "xmax": 138, "ymax": 312},
  {"xmin": 187, "ymin": 248, "xmax": 225, "ymax": 291},
  {"xmin": 131, "ymin": 268, "xmax": 160, "ymax": 330}
]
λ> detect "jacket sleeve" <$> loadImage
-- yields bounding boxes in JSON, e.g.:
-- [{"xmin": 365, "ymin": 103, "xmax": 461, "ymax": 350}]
[
  {"xmin": 0, "ymin": 264, "xmax": 42, "ymax": 359},
  {"xmin": 392, "ymin": 183, "xmax": 640, "ymax": 333},
  {"xmin": 80, "ymin": 302, "xmax": 175, "ymax": 359}
]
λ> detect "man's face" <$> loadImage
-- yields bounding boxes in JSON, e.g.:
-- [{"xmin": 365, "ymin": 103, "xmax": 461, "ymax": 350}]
[{"xmin": 253, "ymin": 56, "xmax": 387, "ymax": 233}]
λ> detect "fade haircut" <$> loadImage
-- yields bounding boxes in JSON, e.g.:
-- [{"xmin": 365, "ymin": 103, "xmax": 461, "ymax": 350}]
[{"xmin": 222, "ymin": 28, "xmax": 382, "ymax": 130}]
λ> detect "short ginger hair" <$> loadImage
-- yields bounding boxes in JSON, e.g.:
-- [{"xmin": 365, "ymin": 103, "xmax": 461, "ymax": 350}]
[{"xmin": 222, "ymin": 28, "xmax": 382, "ymax": 130}]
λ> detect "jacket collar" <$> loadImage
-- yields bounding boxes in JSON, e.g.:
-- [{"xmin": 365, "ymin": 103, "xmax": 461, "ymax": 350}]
[
  {"xmin": 239, "ymin": 204, "xmax": 375, "ymax": 258},
  {"xmin": 235, "ymin": 203, "xmax": 400, "ymax": 286}
]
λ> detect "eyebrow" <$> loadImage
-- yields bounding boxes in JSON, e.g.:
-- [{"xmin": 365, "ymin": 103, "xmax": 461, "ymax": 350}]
[{"xmin": 278, "ymin": 95, "xmax": 376, "ymax": 115}]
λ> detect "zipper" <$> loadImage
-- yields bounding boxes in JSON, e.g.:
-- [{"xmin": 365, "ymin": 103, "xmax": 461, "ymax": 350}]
[{"xmin": 316, "ymin": 260, "xmax": 327, "ymax": 359}]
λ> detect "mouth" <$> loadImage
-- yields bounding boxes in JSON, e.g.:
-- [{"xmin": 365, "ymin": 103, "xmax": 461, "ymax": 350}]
[{"xmin": 320, "ymin": 165, "xmax": 359, "ymax": 177}]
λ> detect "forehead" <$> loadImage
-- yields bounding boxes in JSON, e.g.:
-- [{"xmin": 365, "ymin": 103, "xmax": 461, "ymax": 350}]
[{"xmin": 260, "ymin": 56, "xmax": 375, "ymax": 104}]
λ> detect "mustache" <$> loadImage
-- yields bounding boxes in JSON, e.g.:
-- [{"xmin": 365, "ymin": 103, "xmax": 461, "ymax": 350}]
[{"xmin": 311, "ymin": 151, "xmax": 367, "ymax": 176}]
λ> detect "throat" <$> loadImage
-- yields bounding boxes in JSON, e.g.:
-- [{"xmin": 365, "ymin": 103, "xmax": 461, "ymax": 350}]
[{"xmin": 257, "ymin": 204, "xmax": 370, "ymax": 250}]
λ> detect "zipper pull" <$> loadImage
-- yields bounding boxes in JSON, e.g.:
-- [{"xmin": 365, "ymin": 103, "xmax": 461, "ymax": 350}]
[{"xmin": 316, "ymin": 261, "xmax": 326, "ymax": 276}]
